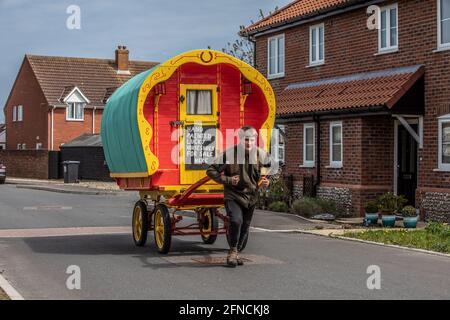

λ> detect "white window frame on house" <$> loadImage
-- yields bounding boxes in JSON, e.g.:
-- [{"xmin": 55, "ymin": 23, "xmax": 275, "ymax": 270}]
[
  {"xmin": 275, "ymin": 124, "xmax": 286, "ymax": 164},
  {"xmin": 378, "ymin": 3, "xmax": 398, "ymax": 53},
  {"xmin": 21, "ymin": 143, "xmax": 26, "ymax": 150},
  {"xmin": 17, "ymin": 143, "xmax": 21, "ymax": 150},
  {"xmin": 302, "ymin": 123, "xmax": 315, "ymax": 167},
  {"xmin": 66, "ymin": 102, "xmax": 85, "ymax": 121},
  {"xmin": 12, "ymin": 106, "xmax": 17, "ymax": 122},
  {"xmin": 17, "ymin": 105, "xmax": 23, "ymax": 122},
  {"xmin": 309, "ymin": 23, "xmax": 325, "ymax": 66},
  {"xmin": 329, "ymin": 121, "xmax": 343, "ymax": 168},
  {"xmin": 438, "ymin": 115, "xmax": 450, "ymax": 171},
  {"xmin": 36, "ymin": 143, "xmax": 43, "ymax": 150},
  {"xmin": 267, "ymin": 34, "xmax": 285, "ymax": 79},
  {"xmin": 438, "ymin": 0, "xmax": 450, "ymax": 50}
]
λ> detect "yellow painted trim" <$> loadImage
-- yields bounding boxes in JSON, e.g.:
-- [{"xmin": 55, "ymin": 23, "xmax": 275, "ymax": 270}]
[
  {"xmin": 136, "ymin": 49, "xmax": 276, "ymax": 176},
  {"xmin": 110, "ymin": 172, "xmax": 148, "ymax": 178}
]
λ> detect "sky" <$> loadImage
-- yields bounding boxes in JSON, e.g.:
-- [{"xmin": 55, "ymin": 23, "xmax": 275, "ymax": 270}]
[{"xmin": 0, "ymin": 0, "xmax": 289, "ymax": 123}]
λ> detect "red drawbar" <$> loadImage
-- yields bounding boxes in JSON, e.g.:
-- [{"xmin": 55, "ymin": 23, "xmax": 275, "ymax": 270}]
[{"xmin": 168, "ymin": 193, "xmax": 224, "ymax": 207}]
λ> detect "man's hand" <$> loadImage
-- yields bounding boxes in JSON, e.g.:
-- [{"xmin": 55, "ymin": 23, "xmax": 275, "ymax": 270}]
[
  {"xmin": 231, "ymin": 175, "xmax": 240, "ymax": 186},
  {"xmin": 259, "ymin": 177, "xmax": 270, "ymax": 189}
]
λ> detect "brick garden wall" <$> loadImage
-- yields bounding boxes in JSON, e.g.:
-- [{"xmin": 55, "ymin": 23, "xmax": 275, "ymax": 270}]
[
  {"xmin": 255, "ymin": 0, "xmax": 450, "ymax": 218},
  {"xmin": 0, "ymin": 150, "xmax": 49, "ymax": 179}
]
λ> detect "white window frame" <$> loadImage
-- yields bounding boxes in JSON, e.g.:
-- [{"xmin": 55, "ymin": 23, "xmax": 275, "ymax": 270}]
[
  {"xmin": 309, "ymin": 23, "xmax": 325, "ymax": 66},
  {"xmin": 329, "ymin": 121, "xmax": 343, "ymax": 168},
  {"xmin": 438, "ymin": 0, "xmax": 450, "ymax": 50},
  {"xmin": 17, "ymin": 105, "xmax": 23, "ymax": 122},
  {"xmin": 303, "ymin": 123, "xmax": 315, "ymax": 167},
  {"xmin": 36, "ymin": 143, "xmax": 43, "ymax": 150},
  {"xmin": 267, "ymin": 34, "xmax": 285, "ymax": 79},
  {"xmin": 378, "ymin": 3, "xmax": 398, "ymax": 53},
  {"xmin": 21, "ymin": 143, "xmax": 26, "ymax": 150},
  {"xmin": 276, "ymin": 124, "xmax": 286, "ymax": 164},
  {"xmin": 12, "ymin": 106, "xmax": 17, "ymax": 122},
  {"xmin": 66, "ymin": 102, "xmax": 85, "ymax": 121},
  {"xmin": 438, "ymin": 116, "xmax": 450, "ymax": 171},
  {"xmin": 17, "ymin": 143, "xmax": 21, "ymax": 150}
]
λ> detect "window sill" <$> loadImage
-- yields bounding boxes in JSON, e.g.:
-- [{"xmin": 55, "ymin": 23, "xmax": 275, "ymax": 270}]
[
  {"xmin": 433, "ymin": 46, "xmax": 450, "ymax": 53},
  {"xmin": 306, "ymin": 62, "xmax": 324, "ymax": 68},
  {"xmin": 267, "ymin": 73, "xmax": 285, "ymax": 80},
  {"xmin": 433, "ymin": 168, "xmax": 450, "ymax": 172},
  {"xmin": 299, "ymin": 164, "xmax": 315, "ymax": 168},
  {"xmin": 66, "ymin": 119, "xmax": 85, "ymax": 122},
  {"xmin": 374, "ymin": 48, "xmax": 398, "ymax": 56},
  {"xmin": 326, "ymin": 165, "xmax": 343, "ymax": 169}
]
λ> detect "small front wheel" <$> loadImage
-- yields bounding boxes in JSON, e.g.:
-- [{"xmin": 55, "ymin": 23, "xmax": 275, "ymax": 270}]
[
  {"xmin": 132, "ymin": 200, "xmax": 149, "ymax": 246},
  {"xmin": 153, "ymin": 204, "xmax": 172, "ymax": 254},
  {"xmin": 200, "ymin": 208, "xmax": 219, "ymax": 244}
]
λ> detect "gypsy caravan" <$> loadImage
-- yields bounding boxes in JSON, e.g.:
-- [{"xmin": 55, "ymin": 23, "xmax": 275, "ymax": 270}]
[{"xmin": 101, "ymin": 49, "xmax": 276, "ymax": 253}]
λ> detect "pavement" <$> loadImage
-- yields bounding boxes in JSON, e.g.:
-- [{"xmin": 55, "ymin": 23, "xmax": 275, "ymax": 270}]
[{"xmin": 0, "ymin": 183, "xmax": 449, "ymax": 300}]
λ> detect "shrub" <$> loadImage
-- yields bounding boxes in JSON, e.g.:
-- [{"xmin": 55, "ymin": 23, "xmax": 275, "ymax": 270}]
[
  {"xmin": 291, "ymin": 197, "xmax": 337, "ymax": 217},
  {"xmin": 268, "ymin": 201, "xmax": 289, "ymax": 212},
  {"xmin": 364, "ymin": 201, "xmax": 379, "ymax": 214},
  {"xmin": 376, "ymin": 192, "xmax": 407, "ymax": 214},
  {"xmin": 401, "ymin": 205, "xmax": 417, "ymax": 217}
]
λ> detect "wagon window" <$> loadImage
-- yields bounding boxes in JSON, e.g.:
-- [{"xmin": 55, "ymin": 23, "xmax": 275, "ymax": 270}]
[{"xmin": 186, "ymin": 90, "xmax": 212, "ymax": 115}]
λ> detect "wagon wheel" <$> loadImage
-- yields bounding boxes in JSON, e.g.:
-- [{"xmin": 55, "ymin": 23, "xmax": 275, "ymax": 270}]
[
  {"xmin": 153, "ymin": 203, "xmax": 172, "ymax": 254},
  {"xmin": 199, "ymin": 208, "xmax": 219, "ymax": 244},
  {"xmin": 226, "ymin": 227, "xmax": 248, "ymax": 253},
  {"xmin": 132, "ymin": 200, "xmax": 149, "ymax": 246}
]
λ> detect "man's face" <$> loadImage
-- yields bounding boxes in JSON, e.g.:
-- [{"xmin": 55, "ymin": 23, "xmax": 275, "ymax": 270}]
[{"xmin": 243, "ymin": 135, "xmax": 257, "ymax": 150}]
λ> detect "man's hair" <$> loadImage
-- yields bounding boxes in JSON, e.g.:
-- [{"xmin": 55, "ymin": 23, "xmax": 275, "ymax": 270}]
[{"xmin": 238, "ymin": 126, "xmax": 258, "ymax": 139}]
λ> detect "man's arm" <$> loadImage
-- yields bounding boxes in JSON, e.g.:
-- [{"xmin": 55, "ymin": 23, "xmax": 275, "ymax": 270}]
[{"xmin": 206, "ymin": 152, "xmax": 232, "ymax": 185}]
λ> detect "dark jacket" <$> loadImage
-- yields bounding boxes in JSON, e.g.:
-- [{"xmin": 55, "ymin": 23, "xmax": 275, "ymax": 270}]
[{"xmin": 206, "ymin": 145, "xmax": 276, "ymax": 208}]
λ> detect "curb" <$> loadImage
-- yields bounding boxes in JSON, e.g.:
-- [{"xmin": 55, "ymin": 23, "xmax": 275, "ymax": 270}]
[
  {"xmin": 0, "ymin": 273, "xmax": 24, "ymax": 300},
  {"xmin": 15, "ymin": 184, "xmax": 121, "ymax": 196},
  {"xmin": 292, "ymin": 229, "xmax": 450, "ymax": 258},
  {"xmin": 334, "ymin": 235, "xmax": 450, "ymax": 258}
]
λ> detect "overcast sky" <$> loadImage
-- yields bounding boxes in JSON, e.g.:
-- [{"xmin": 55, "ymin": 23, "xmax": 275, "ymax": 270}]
[{"xmin": 0, "ymin": 0, "xmax": 288, "ymax": 123}]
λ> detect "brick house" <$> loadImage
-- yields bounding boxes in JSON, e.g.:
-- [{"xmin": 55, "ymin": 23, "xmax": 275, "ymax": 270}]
[
  {"xmin": 241, "ymin": 0, "xmax": 450, "ymax": 221},
  {"xmin": 0, "ymin": 124, "xmax": 5, "ymax": 149},
  {"xmin": 3, "ymin": 46, "xmax": 158, "ymax": 151}
]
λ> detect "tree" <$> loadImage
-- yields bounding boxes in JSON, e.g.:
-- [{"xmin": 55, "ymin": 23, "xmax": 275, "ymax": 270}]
[{"xmin": 221, "ymin": 6, "xmax": 279, "ymax": 66}]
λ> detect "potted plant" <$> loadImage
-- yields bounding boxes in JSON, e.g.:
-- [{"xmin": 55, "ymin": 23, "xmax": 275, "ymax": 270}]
[
  {"xmin": 402, "ymin": 205, "xmax": 419, "ymax": 228},
  {"xmin": 377, "ymin": 192, "xmax": 407, "ymax": 228},
  {"xmin": 364, "ymin": 201, "xmax": 379, "ymax": 226}
]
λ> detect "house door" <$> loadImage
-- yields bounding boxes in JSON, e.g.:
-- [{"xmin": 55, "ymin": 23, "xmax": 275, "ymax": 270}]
[
  {"xmin": 179, "ymin": 84, "xmax": 218, "ymax": 185},
  {"xmin": 397, "ymin": 124, "xmax": 418, "ymax": 205}
]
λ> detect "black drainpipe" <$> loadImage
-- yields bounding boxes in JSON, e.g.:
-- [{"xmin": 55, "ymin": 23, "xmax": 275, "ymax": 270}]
[{"xmin": 313, "ymin": 114, "xmax": 321, "ymax": 196}]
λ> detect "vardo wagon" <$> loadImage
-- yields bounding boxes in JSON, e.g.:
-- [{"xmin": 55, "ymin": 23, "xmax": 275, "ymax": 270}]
[{"xmin": 101, "ymin": 49, "xmax": 276, "ymax": 253}]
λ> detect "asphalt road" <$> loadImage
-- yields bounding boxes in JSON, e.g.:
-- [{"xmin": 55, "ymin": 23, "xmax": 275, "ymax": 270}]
[{"xmin": 0, "ymin": 184, "xmax": 449, "ymax": 299}]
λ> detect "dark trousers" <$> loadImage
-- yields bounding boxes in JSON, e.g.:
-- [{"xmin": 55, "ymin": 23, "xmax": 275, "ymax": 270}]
[{"xmin": 225, "ymin": 200, "xmax": 255, "ymax": 248}]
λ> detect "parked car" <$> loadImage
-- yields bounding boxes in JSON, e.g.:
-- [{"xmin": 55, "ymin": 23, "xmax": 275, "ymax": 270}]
[{"xmin": 0, "ymin": 163, "xmax": 6, "ymax": 184}]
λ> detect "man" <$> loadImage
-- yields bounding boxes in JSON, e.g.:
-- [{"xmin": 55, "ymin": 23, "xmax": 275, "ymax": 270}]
[{"xmin": 207, "ymin": 126, "xmax": 276, "ymax": 267}]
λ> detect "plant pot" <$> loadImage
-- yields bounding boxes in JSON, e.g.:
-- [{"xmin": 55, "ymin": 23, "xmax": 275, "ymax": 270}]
[
  {"xmin": 381, "ymin": 215, "xmax": 396, "ymax": 227},
  {"xmin": 364, "ymin": 212, "xmax": 379, "ymax": 225},
  {"xmin": 403, "ymin": 216, "xmax": 418, "ymax": 229}
]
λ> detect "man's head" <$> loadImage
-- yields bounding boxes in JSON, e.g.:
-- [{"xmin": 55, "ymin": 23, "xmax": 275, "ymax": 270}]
[{"xmin": 238, "ymin": 126, "xmax": 258, "ymax": 150}]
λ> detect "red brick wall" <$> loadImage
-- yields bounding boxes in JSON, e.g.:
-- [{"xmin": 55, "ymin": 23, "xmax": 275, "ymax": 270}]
[
  {"xmin": 52, "ymin": 108, "xmax": 98, "ymax": 150},
  {"xmin": 255, "ymin": 0, "xmax": 450, "ymax": 193},
  {"xmin": 0, "ymin": 150, "xmax": 49, "ymax": 179},
  {"xmin": 4, "ymin": 58, "xmax": 48, "ymax": 150}
]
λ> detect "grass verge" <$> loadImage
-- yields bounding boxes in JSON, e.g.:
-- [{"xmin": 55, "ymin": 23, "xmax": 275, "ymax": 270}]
[{"xmin": 344, "ymin": 223, "xmax": 450, "ymax": 254}]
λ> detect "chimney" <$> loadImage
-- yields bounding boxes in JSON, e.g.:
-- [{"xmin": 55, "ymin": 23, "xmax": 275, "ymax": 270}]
[{"xmin": 115, "ymin": 45, "xmax": 130, "ymax": 74}]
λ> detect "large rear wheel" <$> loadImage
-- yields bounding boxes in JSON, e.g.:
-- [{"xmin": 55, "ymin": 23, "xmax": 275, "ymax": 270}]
[
  {"xmin": 132, "ymin": 200, "xmax": 149, "ymax": 246},
  {"xmin": 153, "ymin": 204, "xmax": 172, "ymax": 254}
]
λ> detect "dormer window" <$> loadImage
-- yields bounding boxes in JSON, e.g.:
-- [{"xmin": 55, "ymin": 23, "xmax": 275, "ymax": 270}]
[
  {"xmin": 62, "ymin": 86, "xmax": 89, "ymax": 122},
  {"xmin": 67, "ymin": 102, "xmax": 85, "ymax": 120}
]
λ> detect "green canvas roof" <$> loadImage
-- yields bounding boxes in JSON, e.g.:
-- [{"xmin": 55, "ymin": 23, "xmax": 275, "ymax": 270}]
[{"xmin": 101, "ymin": 65, "xmax": 159, "ymax": 175}]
